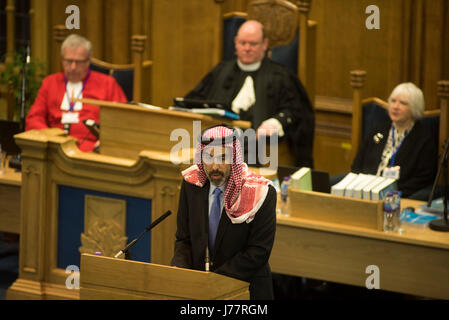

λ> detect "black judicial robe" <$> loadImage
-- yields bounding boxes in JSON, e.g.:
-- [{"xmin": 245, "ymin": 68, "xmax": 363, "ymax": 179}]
[{"xmin": 185, "ymin": 58, "xmax": 315, "ymax": 167}]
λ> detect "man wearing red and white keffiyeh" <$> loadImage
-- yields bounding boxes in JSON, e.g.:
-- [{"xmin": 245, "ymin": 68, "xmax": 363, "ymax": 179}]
[
  {"xmin": 182, "ymin": 124, "xmax": 273, "ymax": 224},
  {"xmin": 171, "ymin": 124, "xmax": 277, "ymax": 300}
]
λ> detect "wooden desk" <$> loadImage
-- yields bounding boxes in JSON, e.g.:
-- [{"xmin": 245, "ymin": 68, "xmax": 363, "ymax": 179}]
[
  {"xmin": 0, "ymin": 156, "xmax": 21, "ymax": 234},
  {"xmin": 270, "ymin": 199, "xmax": 449, "ymax": 299}
]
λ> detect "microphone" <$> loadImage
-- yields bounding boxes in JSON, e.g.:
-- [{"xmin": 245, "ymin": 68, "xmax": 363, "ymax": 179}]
[
  {"xmin": 8, "ymin": 154, "xmax": 21, "ymax": 170},
  {"xmin": 83, "ymin": 119, "xmax": 100, "ymax": 139},
  {"xmin": 10, "ymin": 42, "xmax": 31, "ymax": 172},
  {"xmin": 20, "ymin": 42, "xmax": 31, "ymax": 132},
  {"xmin": 205, "ymin": 245, "xmax": 210, "ymax": 272},
  {"xmin": 26, "ymin": 43, "xmax": 31, "ymax": 64},
  {"xmin": 427, "ymin": 138, "xmax": 449, "ymax": 232},
  {"xmin": 114, "ymin": 210, "xmax": 172, "ymax": 258}
]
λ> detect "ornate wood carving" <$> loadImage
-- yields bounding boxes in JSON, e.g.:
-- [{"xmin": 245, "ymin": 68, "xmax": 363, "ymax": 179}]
[
  {"xmin": 22, "ymin": 165, "xmax": 39, "ymax": 176},
  {"xmin": 296, "ymin": 0, "xmax": 311, "ymax": 13},
  {"xmin": 53, "ymin": 25, "xmax": 69, "ymax": 44},
  {"xmin": 131, "ymin": 35, "xmax": 147, "ymax": 53},
  {"xmin": 437, "ymin": 80, "xmax": 449, "ymax": 99},
  {"xmin": 247, "ymin": 0, "xmax": 298, "ymax": 48},
  {"xmin": 79, "ymin": 195, "xmax": 128, "ymax": 257},
  {"xmin": 350, "ymin": 70, "xmax": 367, "ymax": 89},
  {"xmin": 160, "ymin": 185, "xmax": 176, "ymax": 198}
]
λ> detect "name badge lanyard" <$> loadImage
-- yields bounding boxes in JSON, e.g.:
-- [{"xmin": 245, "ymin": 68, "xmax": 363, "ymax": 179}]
[
  {"xmin": 389, "ymin": 127, "xmax": 408, "ymax": 167},
  {"xmin": 63, "ymin": 70, "xmax": 90, "ymax": 134}
]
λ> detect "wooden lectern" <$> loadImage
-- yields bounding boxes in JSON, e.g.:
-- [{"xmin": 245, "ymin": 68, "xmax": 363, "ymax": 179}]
[
  {"xmin": 75, "ymin": 98, "xmax": 251, "ymax": 160},
  {"xmin": 81, "ymin": 254, "xmax": 249, "ymax": 300}
]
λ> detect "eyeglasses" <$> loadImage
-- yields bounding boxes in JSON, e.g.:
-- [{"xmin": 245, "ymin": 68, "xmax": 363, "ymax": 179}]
[{"xmin": 62, "ymin": 58, "xmax": 89, "ymax": 65}]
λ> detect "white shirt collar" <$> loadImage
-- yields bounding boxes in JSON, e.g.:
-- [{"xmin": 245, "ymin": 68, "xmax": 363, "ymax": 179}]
[{"xmin": 237, "ymin": 59, "xmax": 262, "ymax": 72}]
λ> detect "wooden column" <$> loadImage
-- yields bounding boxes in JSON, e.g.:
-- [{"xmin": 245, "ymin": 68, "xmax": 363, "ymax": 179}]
[
  {"xmin": 350, "ymin": 70, "xmax": 366, "ymax": 162},
  {"xmin": 131, "ymin": 35, "xmax": 147, "ymax": 102},
  {"xmin": 29, "ymin": 0, "xmax": 50, "ymax": 74},
  {"xmin": 7, "ymin": 130, "xmax": 69, "ymax": 299},
  {"xmin": 53, "ymin": 25, "xmax": 69, "ymax": 74},
  {"xmin": 131, "ymin": 0, "xmax": 144, "ymax": 35},
  {"xmin": 297, "ymin": 0, "xmax": 316, "ymax": 106},
  {"xmin": 410, "ymin": 0, "xmax": 425, "ymax": 86},
  {"xmin": 437, "ymin": 80, "xmax": 449, "ymax": 154},
  {"xmin": 5, "ymin": 0, "xmax": 15, "ymax": 63},
  {"xmin": 297, "ymin": 0, "xmax": 310, "ymax": 88},
  {"xmin": 85, "ymin": 0, "xmax": 104, "ymax": 59},
  {"xmin": 104, "ymin": 0, "xmax": 130, "ymax": 64}
]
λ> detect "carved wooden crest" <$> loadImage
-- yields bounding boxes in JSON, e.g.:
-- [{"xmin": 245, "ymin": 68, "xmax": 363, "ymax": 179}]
[
  {"xmin": 247, "ymin": 0, "xmax": 298, "ymax": 49},
  {"xmin": 79, "ymin": 195, "xmax": 128, "ymax": 257}
]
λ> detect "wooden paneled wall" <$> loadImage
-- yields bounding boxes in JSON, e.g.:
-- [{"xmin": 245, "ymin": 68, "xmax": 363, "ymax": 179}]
[
  {"xmin": 151, "ymin": 0, "xmax": 222, "ymax": 107},
  {"xmin": 30, "ymin": 0, "xmax": 153, "ymax": 102},
  {"xmin": 309, "ymin": 0, "xmax": 449, "ymax": 109},
  {"xmin": 17, "ymin": 0, "xmax": 449, "ymax": 174},
  {"xmin": 28, "ymin": 0, "xmax": 449, "ymax": 107}
]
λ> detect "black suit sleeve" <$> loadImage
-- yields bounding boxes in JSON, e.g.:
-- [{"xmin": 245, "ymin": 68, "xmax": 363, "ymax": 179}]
[
  {"xmin": 273, "ymin": 71, "xmax": 315, "ymax": 168},
  {"xmin": 170, "ymin": 181, "xmax": 193, "ymax": 268},
  {"xmin": 397, "ymin": 132, "xmax": 438, "ymax": 197},
  {"xmin": 214, "ymin": 185, "xmax": 277, "ymax": 282}
]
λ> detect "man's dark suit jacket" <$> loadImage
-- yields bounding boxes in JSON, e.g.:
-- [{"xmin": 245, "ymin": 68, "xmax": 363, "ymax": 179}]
[
  {"xmin": 171, "ymin": 179, "xmax": 277, "ymax": 300},
  {"xmin": 351, "ymin": 120, "xmax": 437, "ymax": 198}
]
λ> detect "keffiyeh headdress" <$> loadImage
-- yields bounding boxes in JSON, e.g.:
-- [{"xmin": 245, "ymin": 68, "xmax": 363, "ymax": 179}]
[{"xmin": 182, "ymin": 125, "xmax": 272, "ymax": 224}]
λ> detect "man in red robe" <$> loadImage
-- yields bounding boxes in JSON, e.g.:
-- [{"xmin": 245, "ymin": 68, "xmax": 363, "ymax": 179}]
[{"xmin": 26, "ymin": 34, "xmax": 127, "ymax": 152}]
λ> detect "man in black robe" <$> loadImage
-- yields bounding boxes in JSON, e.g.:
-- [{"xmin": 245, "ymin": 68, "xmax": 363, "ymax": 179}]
[{"xmin": 184, "ymin": 20, "xmax": 315, "ymax": 167}]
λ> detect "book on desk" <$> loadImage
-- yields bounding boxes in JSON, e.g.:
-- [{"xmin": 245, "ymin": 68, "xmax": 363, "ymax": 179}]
[{"xmin": 331, "ymin": 172, "xmax": 397, "ymax": 200}]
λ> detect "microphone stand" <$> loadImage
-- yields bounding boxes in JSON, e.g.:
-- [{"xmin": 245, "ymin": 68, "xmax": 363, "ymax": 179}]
[
  {"xmin": 427, "ymin": 138, "xmax": 449, "ymax": 232},
  {"xmin": 20, "ymin": 43, "xmax": 30, "ymax": 132},
  {"xmin": 9, "ymin": 44, "xmax": 30, "ymax": 172},
  {"xmin": 114, "ymin": 210, "xmax": 172, "ymax": 258}
]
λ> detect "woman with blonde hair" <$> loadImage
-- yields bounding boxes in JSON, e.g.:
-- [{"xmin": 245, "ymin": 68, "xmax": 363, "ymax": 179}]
[{"xmin": 351, "ymin": 82, "xmax": 437, "ymax": 198}]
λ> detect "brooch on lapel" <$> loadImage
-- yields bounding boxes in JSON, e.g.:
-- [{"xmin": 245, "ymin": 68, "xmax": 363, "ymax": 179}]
[{"xmin": 373, "ymin": 133, "xmax": 383, "ymax": 144}]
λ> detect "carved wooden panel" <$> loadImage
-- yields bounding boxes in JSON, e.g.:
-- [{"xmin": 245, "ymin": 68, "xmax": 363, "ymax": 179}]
[
  {"xmin": 21, "ymin": 164, "xmax": 41, "ymax": 274},
  {"xmin": 79, "ymin": 195, "xmax": 127, "ymax": 258},
  {"xmin": 247, "ymin": 0, "xmax": 298, "ymax": 48}
]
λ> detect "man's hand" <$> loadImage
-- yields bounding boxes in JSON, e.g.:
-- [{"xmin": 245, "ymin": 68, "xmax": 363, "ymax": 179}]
[{"xmin": 256, "ymin": 118, "xmax": 284, "ymax": 138}]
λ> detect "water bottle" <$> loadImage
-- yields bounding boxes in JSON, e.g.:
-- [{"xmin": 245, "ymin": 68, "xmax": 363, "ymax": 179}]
[
  {"xmin": 383, "ymin": 192, "xmax": 394, "ymax": 232},
  {"xmin": 392, "ymin": 191, "xmax": 402, "ymax": 231},
  {"xmin": 383, "ymin": 191, "xmax": 401, "ymax": 232},
  {"xmin": 280, "ymin": 176, "xmax": 290, "ymax": 216}
]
